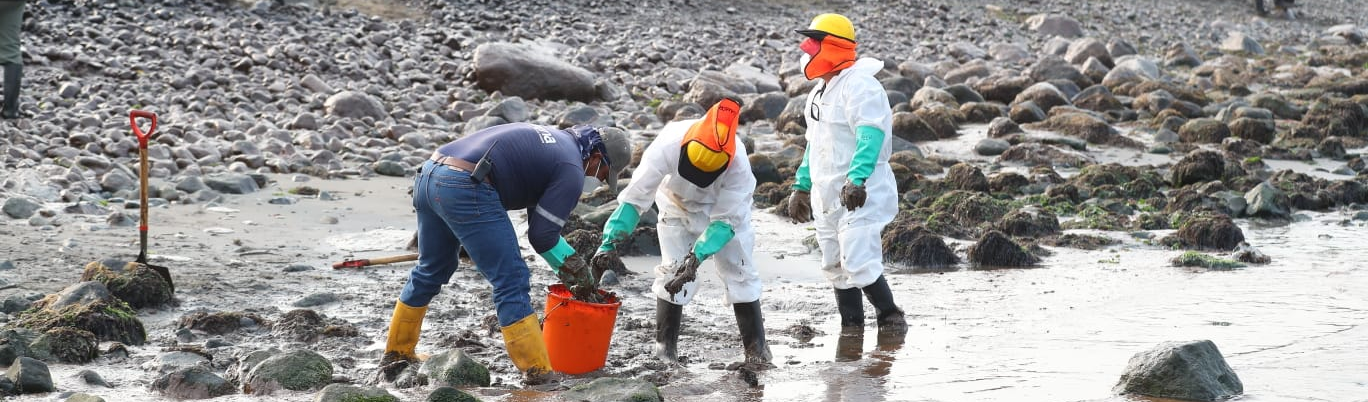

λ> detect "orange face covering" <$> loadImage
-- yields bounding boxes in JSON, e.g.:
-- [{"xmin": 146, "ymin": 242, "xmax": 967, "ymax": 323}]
[{"xmin": 803, "ymin": 35, "xmax": 857, "ymax": 80}]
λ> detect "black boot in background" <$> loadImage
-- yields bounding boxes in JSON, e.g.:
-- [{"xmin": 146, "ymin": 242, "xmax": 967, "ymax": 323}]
[
  {"xmin": 861, "ymin": 275, "xmax": 908, "ymax": 337},
  {"xmin": 2, "ymin": 63, "xmax": 19, "ymax": 119},
  {"xmin": 732, "ymin": 300, "xmax": 772, "ymax": 365},
  {"xmin": 654, "ymin": 297, "xmax": 684, "ymax": 363}
]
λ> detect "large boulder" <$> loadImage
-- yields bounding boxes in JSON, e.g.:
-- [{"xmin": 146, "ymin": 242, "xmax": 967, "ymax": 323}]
[
  {"xmin": 323, "ymin": 91, "xmax": 386, "ymax": 121},
  {"xmin": 1299, "ymin": 96, "xmax": 1366, "ymax": 140},
  {"xmin": 474, "ymin": 42, "xmax": 598, "ymax": 102},
  {"xmin": 1169, "ymin": 214, "xmax": 1245, "ymax": 251},
  {"xmin": 967, "ymin": 230, "xmax": 1040, "ymax": 267},
  {"xmin": 1170, "ymin": 150, "xmax": 1226, "ymax": 187},
  {"xmin": 12, "ymin": 282, "xmax": 146, "ymax": 345},
  {"xmin": 151, "ymin": 365, "xmax": 237, "ymax": 400},
  {"xmin": 1113, "ymin": 340, "xmax": 1243, "ymax": 401},
  {"xmin": 242, "ymin": 350, "xmax": 334, "ymax": 394},
  {"xmin": 81, "ymin": 260, "xmax": 173, "ymax": 309},
  {"xmin": 1227, "ymin": 117, "xmax": 1276, "ymax": 144},
  {"xmin": 561, "ymin": 377, "xmax": 663, "ymax": 402},
  {"xmin": 1244, "ymin": 182, "xmax": 1290, "ymax": 218},
  {"xmin": 422, "ymin": 349, "xmax": 490, "ymax": 387},
  {"xmin": 27, "ymin": 327, "xmax": 98, "ymax": 364},
  {"xmin": 2, "ymin": 197, "xmax": 41, "ymax": 219}
]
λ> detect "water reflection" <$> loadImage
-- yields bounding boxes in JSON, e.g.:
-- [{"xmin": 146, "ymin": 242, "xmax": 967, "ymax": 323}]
[{"xmin": 818, "ymin": 327, "xmax": 908, "ymax": 402}]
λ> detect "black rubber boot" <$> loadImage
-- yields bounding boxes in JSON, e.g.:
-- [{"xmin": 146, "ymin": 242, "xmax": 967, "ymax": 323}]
[
  {"xmin": 2, "ymin": 63, "xmax": 19, "ymax": 119},
  {"xmin": 861, "ymin": 275, "xmax": 908, "ymax": 336},
  {"xmin": 733, "ymin": 300, "xmax": 772, "ymax": 364},
  {"xmin": 654, "ymin": 297, "xmax": 683, "ymax": 363},
  {"xmin": 835, "ymin": 286, "xmax": 864, "ymax": 329}
]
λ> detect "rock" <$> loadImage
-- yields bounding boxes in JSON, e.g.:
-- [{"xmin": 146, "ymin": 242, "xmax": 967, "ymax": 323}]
[
  {"xmin": 0, "ymin": 260, "xmax": 14, "ymax": 270},
  {"xmin": 1073, "ymin": 85, "xmax": 1123, "ymax": 112},
  {"xmin": 1080, "ymin": 57, "xmax": 1111, "ymax": 86},
  {"xmin": 997, "ymin": 208, "xmax": 1062, "ymax": 238},
  {"xmin": 243, "ymin": 349, "xmax": 334, "ymax": 394},
  {"xmin": 561, "ymin": 377, "xmax": 663, "ymax": 402},
  {"xmin": 1025, "ymin": 113, "xmax": 1139, "ymax": 148},
  {"xmin": 152, "ymin": 365, "xmax": 237, "ymax": 400},
  {"xmin": 271, "ymin": 309, "xmax": 330, "ymax": 342},
  {"xmin": 959, "ymin": 102, "xmax": 1004, "ymax": 123},
  {"xmin": 1233, "ymin": 242, "xmax": 1271, "ymax": 264},
  {"xmin": 974, "ymin": 138, "xmax": 1011, "ymax": 156},
  {"xmin": 891, "ymin": 112, "xmax": 936, "ymax": 143},
  {"xmin": 987, "ymin": 117, "xmax": 1023, "ymax": 138},
  {"xmin": 4, "ymin": 357, "xmax": 54, "ymax": 394},
  {"xmin": 1249, "ymin": 92, "xmax": 1304, "ymax": 120},
  {"xmin": 1172, "ymin": 214, "xmax": 1245, "ymax": 251},
  {"xmin": 724, "ymin": 62, "xmax": 782, "ymax": 94},
  {"xmin": 1171, "ymin": 251, "xmax": 1246, "ymax": 269},
  {"xmin": 13, "ymin": 282, "xmax": 146, "ymax": 345},
  {"xmin": 59, "ymin": 82, "xmax": 82, "ymax": 99},
  {"xmin": 1170, "ymin": 150, "xmax": 1226, "ymax": 187},
  {"xmin": 299, "ymin": 74, "xmax": 334, "ymax": 94},
  {"xmin": 883, "ymin": 224, "xmax": 958, "ymax": 268},
  {"xmin": 0, "ymin": 328, "xmax": 35, "ymax": 366},
  {"xmin": 313, "ymin": 383, "xmax": 398, "ymax": 402},
  {"xmin": 1179, "ymin": 119, "xmax": 1231, "ymax": 144},
  {"xmin": 203, "ymin": 173, "xmax": 260, "ymax": 195},
  {"xmin": 373, "ymin": 160, "xmax": 409, "ymax": 177},
  {"xmin": 77, "ymin": 369, "xmax": 110, "ymax": 387},
  {"xmin": 749, "ymin": 154, "xmax": 781, "ymax": 185},
  {"xmin": 1066, "ymin": 37, "xmax": 1112, "ymax": 67},
  {"xmin": 422, "ymin": 349, "xmax": 489, "ymax": 387},
  {"xmin": 967, "ymin": 230, "xmax": 1040, "ymax": 267},
  {"xmin": 1227, "ymin": 117, "xmax": 1276, "ymax": 144},
  {"xmin": 1024, "ymin": 13, "xmax": 1084, "ymax": 38},
  {"xmin": 1220, "ymin": 32, "xmax": 1264, "ymax": 55},
  {"xmin": 141, "ymin": 351, "xmax": 209, "ymax": 373},
  {"xmin": 81, "ymin": 260, "xmax": 173, "ymax": 309},
  {"xmin": 323, "ymin": 91, "xmax": 387, "ymax": 121},
  {"xmin": 945, "ymin": 163, "xmax": 990, "ymax": 192},
  {"xmin": 998, "ymin": 143, "xmax": 1093, "ymax": 168},
  {"xmin": 1165, "ymin": 43, "xmax": 1203, "ymax": 68},
  {"xmin": 1028, "ymin": 56, "xmax": 1091, "ymax": 90},
  {"xmin": 1102, "ymin": 59, "xmax": 1158, "ymax": 88},
  {"xmin": 1300, "ymin": 96, "xmax": 1366, "ymax": 140},
  {"xmin": 292, "ymin": 293, "xmax": 338, "ymax": 308},
  {"xmin": 975, "ymin": 75, "xmax": 1032, "ymax": 104},
  {"xmin": 28, "ymin": 327, "xmax": 98, "ymax": 364},
  {"xmin": 66, "ymin": 393, "xmax": 105, "ymax": 402},
  {"xmin": 1010, "ymin": 101, "xmax": 1047, "ymax": 124},
  {"xmin": 474, "ymin": 42, "xmax": 598, "ymax": 102},
  {"xmin": 989, "ymin": 43, "xmax": 1030, "ymax": 63},
  {"xmin": 910, "ymin": 86, "xmax": 959, "ymax": 110},
  {"xmin": 178, "ymin": 311, "xmax": 266, "ymax": 335},
  {"xmin": 1114, "ymin": 340, "xmax": 1243, "ymax": 401},
  {"xmin": 739, "ymin": 92, "xmax": 789, "ymax": 124},
  {"xmin": 1014, "ymin": 83, "xmax": 1071, "ymax": 113},
  {"xmin": 556, "ymin": 105, "xmax": 600, "ymax": 128},
  {"xmin": 3, "ymin": 197, "xmax": 41, "ymax": 219},
  {"xmin": 426, "ymin": 386, "xmax": 479, "ymax": 402},
  {"xmin": 1244, "ymin": 182, "xmax": 1290, "ymax": 218},
  {"xmin": 914, "ymin": 104, "xmax": 961, "ymax": 139}
]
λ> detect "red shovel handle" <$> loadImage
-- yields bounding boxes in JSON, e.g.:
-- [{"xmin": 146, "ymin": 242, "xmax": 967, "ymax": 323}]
[{"xmin": 130, "ymin": 110, "xmax": 158, "ymax": 148}]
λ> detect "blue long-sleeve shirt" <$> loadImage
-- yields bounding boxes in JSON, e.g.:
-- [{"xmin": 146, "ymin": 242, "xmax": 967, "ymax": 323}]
[{"xmin": 436, "ymin": 123, "xmax": 585, "ymax": 254}]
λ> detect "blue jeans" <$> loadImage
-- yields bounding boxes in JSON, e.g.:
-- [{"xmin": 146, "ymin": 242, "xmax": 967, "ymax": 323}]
[{"xmin": 400, "ymin": 160, "xmax": 532, "ymax": 327}]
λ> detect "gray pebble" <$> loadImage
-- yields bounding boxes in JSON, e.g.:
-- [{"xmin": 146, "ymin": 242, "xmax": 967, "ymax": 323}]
[
  {"xmin": 293, "ymin": 292, "xmax": 339, "ymax": 307},
  {"xmin": 283, "ymin": 264, "xmax": 313, "ymax": 273}
]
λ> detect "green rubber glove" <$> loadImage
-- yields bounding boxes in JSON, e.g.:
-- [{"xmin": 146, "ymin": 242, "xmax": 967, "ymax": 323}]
[
  {"xmin": 692, "ymin": 220, "xmax": 735, "ymax": 262},
  {"xmin": 598, "ymin": 203, "xmax": 641, "ymax": 253},
  {"xmin": 539, "ymin": 236, "xmax": 577, "ymax": 273},
  {"xmin": 794, "ymin": 145, "xmax": 812, "ymax": 191},
  {"xmin": 848, "ymin": 125, "xmax": 884, "ymax": 186}
]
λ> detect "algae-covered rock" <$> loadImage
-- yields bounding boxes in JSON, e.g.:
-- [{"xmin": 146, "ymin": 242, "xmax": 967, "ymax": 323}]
[
  {"xmin": 882, "ymin": 223, "xmax": 959, "ymax": 268},
  {"xmin": 14, "ymin": 282, "xmax": 146, "ymax": 345},
  {"xmin": 562, "ymin": 377, "xmax": 663, "ymax": 402},
  {"xmin": 28, "ymin": 327, "xmax": 99, "ymax": 364},
  {"xmin": 967, "ymin": 230, "xmax": 1040, "ymax": 267},
  {"xmin": 81, "ymin": 260, "xmax": 174, "ymax": 309},
  {"xmin": 924, "ymin": 190, "xmax": 1013, "ymax": 239},
  {"xmin": 178, "ymin": 311, "xmax": 267, "ymax": 335},
  {"xmin": 427, "ymin": 386, "xmax": 480, "ymax": 402},
  {"xmin": 243, "ymin": 349, "xmax": 333, "ymax": 394},
  {"xmin": 1165, "ymin": 214, "xmax": 1245, "ymax": 251},
  {"xmin": 1170, "ymin": 251, "xmax": 1246, "ymax": 269},
  {"xmin": 1114, "ymin": 340, "xmax": 1243, "ymax": 401},
  {"xmin": 151, "ymin": 365, "xmax": 237, "ymax": 400},
  {"xmin": 312, "ymin": 383, "xmax": 399, "ymax": 402},
  {"xmin": 421, "ymin": 349, "xmax": 490, "ymax": 388}
]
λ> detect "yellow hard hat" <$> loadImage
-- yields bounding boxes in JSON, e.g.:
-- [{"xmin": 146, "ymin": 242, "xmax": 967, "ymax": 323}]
[{"xmin": 797, "ymin": 13, "xmax": 855, "ymax": 42}]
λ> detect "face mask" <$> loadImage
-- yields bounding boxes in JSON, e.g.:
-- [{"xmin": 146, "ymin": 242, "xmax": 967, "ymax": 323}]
[
  {"xmin": 582, "ymin": 177, "xmax": 603, "ymax": 194},
  {"xmin": 800, "ymin": 53, "xmax": 813, "ymax": 72}
]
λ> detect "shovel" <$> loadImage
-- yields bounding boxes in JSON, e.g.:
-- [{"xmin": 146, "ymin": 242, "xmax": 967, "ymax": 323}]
[
  {"xmin": 332, "ymin": 253, "xmax": 419, "ymax": 269},
  {"xmin": 130, "ymin": 110, "xmax": 174, "ymax": 293}
]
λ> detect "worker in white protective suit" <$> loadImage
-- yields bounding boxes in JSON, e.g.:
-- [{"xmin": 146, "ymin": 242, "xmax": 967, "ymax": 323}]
[
  {"xmin": 784, "ymin": 13, "xmax": 908, "ymax": 338},
  {"xmin": 591, "ymin": 98, "xmax": 771, "ymax": 365}
]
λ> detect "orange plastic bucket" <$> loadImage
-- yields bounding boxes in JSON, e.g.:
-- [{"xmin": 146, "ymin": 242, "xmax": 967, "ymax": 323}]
[{"xmin": 542, "ymin": 284, "xmax": 621, "ymax": 374}]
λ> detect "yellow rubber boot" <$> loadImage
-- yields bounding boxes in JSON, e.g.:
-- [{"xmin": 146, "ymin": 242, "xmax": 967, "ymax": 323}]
[
  {"xmin": 500, "ymin": 315, "xmax": 553, "ymax": 376},
  {"xmin": 383, "ymin": 300, "xmax": 428, "ymax": 362}
]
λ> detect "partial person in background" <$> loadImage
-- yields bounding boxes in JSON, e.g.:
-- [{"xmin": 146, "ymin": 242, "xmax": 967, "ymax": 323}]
[
  {"xmin": 0, "ymin": 0, "xmax": 24, "ymax": 119},
  {"xmin": 783, "ymin": 13, "xmax": 908, "ymax": 339},
  {"xmin": 593, "ymin": 98, "xmax": 771, "ymax": 365}
]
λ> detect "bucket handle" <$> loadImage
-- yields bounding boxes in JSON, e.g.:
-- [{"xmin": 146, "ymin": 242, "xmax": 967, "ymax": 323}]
[{"xmin": 540, "ymin": 300, "xmax": 570, "ymax": 327}]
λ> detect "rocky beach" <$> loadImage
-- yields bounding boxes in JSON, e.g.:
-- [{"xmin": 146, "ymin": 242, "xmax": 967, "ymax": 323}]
[{"xmin": 2, "ymin": 0, "xmax": 1368, "ymax": 401}]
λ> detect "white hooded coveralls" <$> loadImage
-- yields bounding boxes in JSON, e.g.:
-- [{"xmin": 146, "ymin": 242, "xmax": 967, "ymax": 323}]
[
  {"xmin": 803, "ymin": 57, "xmax": 897, "ymax": 290},
  {"xmin": 617, "ymin": 118, "xmax": 760, "ymax": 305}
]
